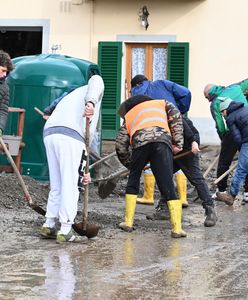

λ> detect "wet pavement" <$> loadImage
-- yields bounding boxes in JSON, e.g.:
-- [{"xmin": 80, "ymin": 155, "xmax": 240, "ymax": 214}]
[{"xmin": 1, "ymin": 199, "xmax": 248, "ymax": 300}]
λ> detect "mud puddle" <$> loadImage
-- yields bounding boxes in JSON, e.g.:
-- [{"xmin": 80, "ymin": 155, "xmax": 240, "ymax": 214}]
[
  {"xmin": 1, "ymin": 201, "xmax": 248, "ymax": 299},
  {"xmin": 1, "ymin": 146, "xmax": 248, "ymax": 299}
]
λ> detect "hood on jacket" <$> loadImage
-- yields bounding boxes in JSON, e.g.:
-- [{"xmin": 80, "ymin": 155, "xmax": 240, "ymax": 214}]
[
  {"xmin": 219, "ymin": 97, "xmax": 233, "ymax": 112},
  {"xmin": 118, "ymin": 94, "xmax": 153, "ymax": 118},
  {"xmin": 226, "ymin": 101, "xmax": 244, "ymax": 114},
  {"xmin": 208, "ymin": 85, "xmax": 225, "ymax": 101}
]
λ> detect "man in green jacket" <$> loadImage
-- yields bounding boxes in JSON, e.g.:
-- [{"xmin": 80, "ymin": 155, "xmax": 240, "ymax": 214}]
[{"xmin": 204, "ymin": 79, "xmax": 248, "ymax": 203}]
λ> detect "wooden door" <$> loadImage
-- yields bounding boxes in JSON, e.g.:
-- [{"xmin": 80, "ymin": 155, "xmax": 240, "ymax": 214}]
[{"xmin": 125, "ymin": 43, "xmax": 167, "ymax": 97}]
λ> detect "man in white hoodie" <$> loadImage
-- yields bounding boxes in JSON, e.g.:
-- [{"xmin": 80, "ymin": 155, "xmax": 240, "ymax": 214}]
[{"xmin": 40, "ymin": 74, "xmax": 104, "ymax": 243}]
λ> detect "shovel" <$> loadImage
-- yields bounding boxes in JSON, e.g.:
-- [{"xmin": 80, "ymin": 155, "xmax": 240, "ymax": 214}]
[
  {"xmin": 0, "ymin": 136, "xmax": 46, "ymax": 216},
  {"xmin": 72, "ymin": 117, "xmax": 100, "ymax": 238},
  {"xmin": 97, "ymin": 145, "xmax": 209, "ymax": 199},
  {"xmin": 214, "ymin": 162, "xmax": 237, "ymax": 185}
]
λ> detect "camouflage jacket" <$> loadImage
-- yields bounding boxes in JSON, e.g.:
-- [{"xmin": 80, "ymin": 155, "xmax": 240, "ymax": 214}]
[{"xmin": 116, "ymin": 99, "xmax": 183, "ymax": 168}]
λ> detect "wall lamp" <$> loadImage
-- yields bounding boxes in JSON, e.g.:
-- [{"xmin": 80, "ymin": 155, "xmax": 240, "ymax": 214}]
[{"xmin": 139, "ymin": 6, "xmax": 149, "ymax": 30}]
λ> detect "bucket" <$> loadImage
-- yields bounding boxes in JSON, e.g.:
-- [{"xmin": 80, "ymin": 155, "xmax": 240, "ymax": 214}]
[{"xmin": 2, "ymin": 135, "xmax": 21, "ymax": 156}]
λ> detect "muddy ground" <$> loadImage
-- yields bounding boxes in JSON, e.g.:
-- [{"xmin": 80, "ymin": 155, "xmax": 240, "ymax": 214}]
[
  {"xmin": 0, "ymin": 145, "xmax": 221, "ymax": 240},
  {"xmin": 2, "ymin": 145, "xmax": 247, "ymax": 299}
]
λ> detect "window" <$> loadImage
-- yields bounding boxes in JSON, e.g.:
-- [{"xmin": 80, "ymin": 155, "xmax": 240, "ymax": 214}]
[{"xmin": 98, "ymin": 41, "xmax": 189, "ymax": 140}]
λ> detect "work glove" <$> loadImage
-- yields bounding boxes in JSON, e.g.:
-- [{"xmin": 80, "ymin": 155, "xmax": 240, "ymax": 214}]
[{"xmin": 0, "ymin": 128, "xmax": 3, "ymax": 137}]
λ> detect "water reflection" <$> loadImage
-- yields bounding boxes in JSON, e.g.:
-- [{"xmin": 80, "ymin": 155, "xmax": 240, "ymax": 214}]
[
  {"xmin": 165, "ymin": 239, "xmax": 182, "ymax": 286},
  {"xmin": 3, "ymin": 216, "xmax": 248, "ymax": 299},
  {"xmin": 43, "ymin": 249, "xmax": 76, "ymax": 300},
  {"xmin": 123, "ymin": 235, "xmax": 134, "ymax": 266}
]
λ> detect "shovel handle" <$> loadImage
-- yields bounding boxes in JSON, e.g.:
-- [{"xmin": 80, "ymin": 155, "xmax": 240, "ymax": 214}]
[
  {"xmin": 203, "ymin": 153, "xmax": 219, "ymax": 178},
  {"xmin": 34, "ymin": 106, "xmax": 44, "ymax": 116},
  {"xmin": 89, "ymin": 151, "xmax": 116, "ymax": 170},
  {"xmin": 173, "ymin": 145, "xmax": 209, "ymax": 159},
  {"xmin": 83, "ymin": 117, "xmax": 90, "ymax": 231},
  {"xmin": 94, "ymin": 145, "xmax": 209, "ymax": 183},
  {"xmin": 214, "ymin": 162, "xmax": 238, "ymax": 185},
  {"xmin": 0, "ymin": 136, "xmax": 33, "ymax": 205}
]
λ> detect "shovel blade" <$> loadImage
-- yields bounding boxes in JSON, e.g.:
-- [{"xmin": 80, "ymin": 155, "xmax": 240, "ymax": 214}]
[
  {"xmin": 72, "ymin": 222, "xmax": 100, "ymax": 238},
  {"xmin": 98, "ymin": 179, "xmax": 117, "ymax": 199},
  {"xmin": 30, "ymin": 204, "xmax": 46, "ymax": 216}
]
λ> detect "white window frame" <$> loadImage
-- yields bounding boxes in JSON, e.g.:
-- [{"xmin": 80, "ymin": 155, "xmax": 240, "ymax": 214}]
[{"xmin": 0, "ymin": 19, "xmax": 50, "ymax": 53}]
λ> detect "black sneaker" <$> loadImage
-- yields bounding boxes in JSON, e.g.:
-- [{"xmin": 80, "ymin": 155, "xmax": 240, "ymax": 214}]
[{"xmin": 146, "ymin": 204, "xmax": 168, "ymax": 220}]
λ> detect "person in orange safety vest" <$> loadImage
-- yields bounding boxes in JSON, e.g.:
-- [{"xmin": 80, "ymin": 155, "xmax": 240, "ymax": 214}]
[{"xmin": 116, "ymin": 95, "xmax": 186, "ymax": 238}]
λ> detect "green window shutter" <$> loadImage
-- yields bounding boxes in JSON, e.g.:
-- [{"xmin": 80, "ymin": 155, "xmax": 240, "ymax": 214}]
[
  {"xmin": 98, "ymin": 41, "xmax": 122, "ymax": 140},
  {"xmin": 167, "ymin": 42, "xmax": 189, "ymax": 87}
]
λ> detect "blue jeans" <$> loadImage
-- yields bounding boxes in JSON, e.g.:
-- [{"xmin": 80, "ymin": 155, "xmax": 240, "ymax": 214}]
[{"xmin": 230, "ymin": 143, "xmax": 248, "ymax": 196}]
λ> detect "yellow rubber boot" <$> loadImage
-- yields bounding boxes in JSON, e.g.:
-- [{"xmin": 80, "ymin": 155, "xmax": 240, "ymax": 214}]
[
  {"xmin": 137, "ymin": 173, "xmax": 155, "ymax": 205},
  {"xmin": 119, "ymin": 194, "xmax": 137, "ymax": 232},
  {"xmin": 175, "ymin": 173, "xmax": 188, "ymax": 208},
  {"xmin": 167, "ymin": 200, "xmax": 187, "ymax": 238}
]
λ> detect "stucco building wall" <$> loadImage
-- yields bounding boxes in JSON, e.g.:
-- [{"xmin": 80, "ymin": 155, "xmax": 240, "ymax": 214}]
[{"xmin": 0, "ymin": 0, "xmax": 247, "ymax": 144}]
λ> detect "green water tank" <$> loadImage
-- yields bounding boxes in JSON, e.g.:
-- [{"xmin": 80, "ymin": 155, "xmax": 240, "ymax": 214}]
[{"xmin": 4, "ymin": 54, "xmax": 100, "ymax": 180}]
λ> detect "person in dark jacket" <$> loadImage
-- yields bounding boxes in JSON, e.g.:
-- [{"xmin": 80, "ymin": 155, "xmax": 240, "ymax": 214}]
[
  {"xmin": 216, "ymin": 98, "xmax": 248, "ymax": 205},
  {"xmin": 147, "ymin": 116, "xmax": 217, "ymax": 227},
  {"xmin": 131, "ymin": 74, "xmax": 191, "ymax": 207},
  {"xmin": 0, "ymin": 50, "xmax": 14, "ymax": 136},
  {"xmin": 116, "ymin": 95, "xmax": 187, "ymax": 238},
  {"xmin": 204, "ymin": 81, "xmax": 248, "ymax": 203}
]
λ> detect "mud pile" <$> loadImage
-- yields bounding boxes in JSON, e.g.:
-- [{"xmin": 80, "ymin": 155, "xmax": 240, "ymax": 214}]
[{"xmin": 0, "ymin": 173, "xmax": 49, "ymax": 209}]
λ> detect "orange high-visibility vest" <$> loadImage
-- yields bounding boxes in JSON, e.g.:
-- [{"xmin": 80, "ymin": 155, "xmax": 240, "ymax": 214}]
[{"xmin": 125, "ymin": 100, "xmax": 170, "ymax": 142}]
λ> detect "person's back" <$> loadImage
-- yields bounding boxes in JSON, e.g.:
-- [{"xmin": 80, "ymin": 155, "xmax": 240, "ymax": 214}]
[
  {"xmin": 131, "ymin": 75, "xmax": 191, "ymax": 114},
  {"xmin": 209, "ymin": 84, "xmax": 247, "ymax": 102},
  {"xmin": 44, "ymin": 74, "xmax": 104, "ymax": 144},
  {"xmin": 132, "ymin": 79, "xmax": 178, "ymax": 107},
  {"xmin": 204, "ymin": 81, "xmax": 248, "ymax": 203},
  {"xmin": 225, "ymin": 101, "xmax": 248, "ymax": 146},
  {"xmin": 206, "ymin": 83, "xmax": 248, "ymax": 138},
  {"xmin": 217, "ymin": 98, "xmax": 248, "ymax": 205},
  {"xmin": 44, "ymin": 86, "xmax": 88, "ymax": 134},
  {"xmin": 130, "ymin": 74, "xmax": 191, "ymax": 208}
]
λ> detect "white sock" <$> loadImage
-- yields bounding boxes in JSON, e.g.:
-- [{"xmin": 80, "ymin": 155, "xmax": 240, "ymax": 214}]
[
  {"xmin": 243, "ymin": 192, "xmax": 248, "ymax": 200},
  {"xmin": 60, "ymin": 223, "xmax": 72, "ymax": 235},
  {"xmin": 44, "ymin": 217, "xmax": 56, "ymax": 228}
]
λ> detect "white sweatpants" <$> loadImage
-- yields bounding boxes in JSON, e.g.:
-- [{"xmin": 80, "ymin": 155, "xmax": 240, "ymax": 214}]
[{"xmin": 44, "ymin": 134, "xmax": 86, "ymax": 225}]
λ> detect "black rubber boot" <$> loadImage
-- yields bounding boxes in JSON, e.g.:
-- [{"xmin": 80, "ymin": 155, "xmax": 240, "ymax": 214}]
[
  {"xmin": 146, "ymin": 202, "xmax": 168, "ymax": 220},
  {"xmin": 204, "ymin": 205, "xmax": 217, "ymax": 227}
]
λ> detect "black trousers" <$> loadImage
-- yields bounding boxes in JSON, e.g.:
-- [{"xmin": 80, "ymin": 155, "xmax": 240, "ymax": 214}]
[
  {"xmin": 174, "ymin": 153, "xmax": 213, "ymax": 208},
  {"xmin": 217, "ymin": 132, "xmax": 248, "ymax": 192},
  {"xmin": 126, "ymin": 142, "xmax": 177, "ymax": 201}
]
